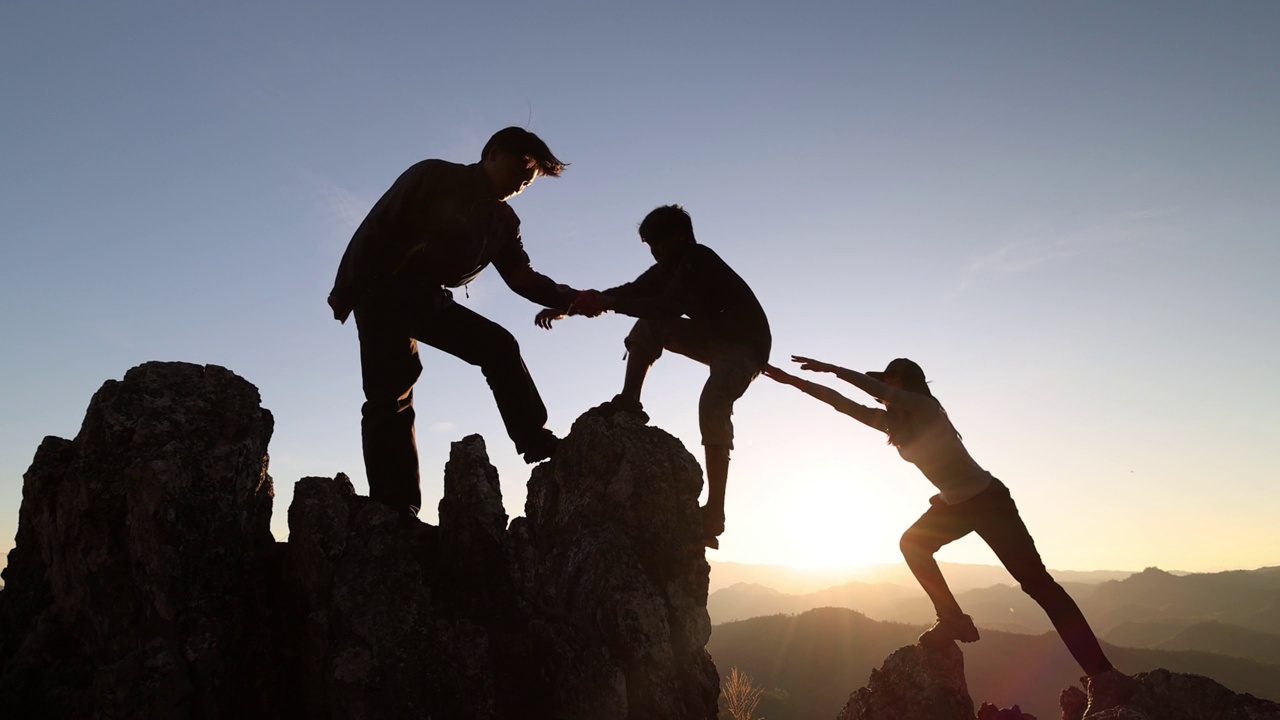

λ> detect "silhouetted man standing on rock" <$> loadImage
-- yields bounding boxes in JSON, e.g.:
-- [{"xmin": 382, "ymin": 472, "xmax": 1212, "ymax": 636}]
[
  {"xmin": 328, "ymin": 127, "xmax": 586, "ymax": 517},
  {"xmin": 538, "ymin": 205, "xmax": 771, "ymax": 548}
]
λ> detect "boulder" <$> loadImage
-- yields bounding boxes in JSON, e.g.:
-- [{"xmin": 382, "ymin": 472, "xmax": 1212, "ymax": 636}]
[
  {"xmin": 836, "ymin": 644, "xmax": 975, "ymax": 720},
  {"xmin": 0, "ymin": 362, "xmax": 277, "ymax": 719},
  {"xmin": 1062, "ymin": 667, "xmax": 1280, "ymax": 720}
]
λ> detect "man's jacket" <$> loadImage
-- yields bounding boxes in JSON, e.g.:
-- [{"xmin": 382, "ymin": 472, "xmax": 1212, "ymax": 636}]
[
  {"xmin": 328, "ymin": 159, "xmax": 575, "ymax": 322},
  {"xmin": 605, "ymin": 243, "xmax": 771, "ymax": 366}
]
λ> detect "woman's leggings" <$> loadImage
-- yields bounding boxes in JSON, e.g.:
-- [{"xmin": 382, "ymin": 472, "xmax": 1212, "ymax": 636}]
[{"xmin": 899, "ymin": 478, "xmax": 1113, "ymax": 676}]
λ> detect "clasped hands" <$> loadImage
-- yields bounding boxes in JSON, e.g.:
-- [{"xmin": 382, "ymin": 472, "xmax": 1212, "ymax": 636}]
[{"xmin": 534, "ymin": 290, "xmax": 611, "ymax": 329}]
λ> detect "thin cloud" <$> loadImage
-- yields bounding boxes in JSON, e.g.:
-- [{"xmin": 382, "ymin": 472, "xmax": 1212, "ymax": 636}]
[
  {"xmin": 964, "ymin": 238, "xmax": 1080, "ymax": 277},
  {"xmin": 429, "ymin": 421, "xmax": 457, "ymax": 433},
  {"xmin": 302, "ymin": 172, "xmax": 371, "ymax": 242},
  {"xmin": 958, "ymin": 208, "xmax": 1177, "ymax": 290},
  {"xmin": 1119, "ymin": 208, "xmax": 1176, "ymax": 222}
]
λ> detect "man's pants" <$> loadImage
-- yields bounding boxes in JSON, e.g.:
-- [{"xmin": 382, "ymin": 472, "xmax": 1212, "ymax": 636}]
[
  {"xmin": 624, "ymin": 317, "xmax": 760, "ymax": 449},
  {"xmin": 354, "ymin": 287, "xmax": 548, "ymax": 512},
  {"xmin": 900, "ymin": 478, "xmax": 1112, "ymax": 676}
]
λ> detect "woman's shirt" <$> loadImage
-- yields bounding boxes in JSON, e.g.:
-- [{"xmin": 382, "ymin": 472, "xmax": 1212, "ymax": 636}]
[{"xmin": 893, "ymin": 397, "xmax": 993, "ymax": 505}]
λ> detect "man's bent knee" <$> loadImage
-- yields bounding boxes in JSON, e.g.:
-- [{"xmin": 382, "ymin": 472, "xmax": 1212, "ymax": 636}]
[
  {"xmin": 700, "ymin": 389, "xmax": 737, "ymax": 441},
  {"xmin": 624, "ymin": 319, "xmax": 664, "ymax": 363},
  {"xmin": 362, "ymin": 392, "xmax": 414, "ymax": 420},
  {"xmin": 473, "ymin": 326, "xmax": 522, "ymax": 369}
]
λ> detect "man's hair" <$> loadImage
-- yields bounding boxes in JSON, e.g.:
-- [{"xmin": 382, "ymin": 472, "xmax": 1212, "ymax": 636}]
[
  {"xmin": 638, "ymin": 204, "xmax": 696, "ymax": 244},
  {"xmin": 481, "ymin": 127, "xmax": 567, "ymax": 177}
]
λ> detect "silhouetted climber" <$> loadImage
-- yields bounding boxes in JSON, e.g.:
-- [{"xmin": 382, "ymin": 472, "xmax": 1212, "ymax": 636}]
[
  {"xmin": 328, "ymin": 127, "xmax": 589, "ymax": 517},
  {"xmin": 765, "ymin": 356, "xmax": 1136, "ymax": 716},
  {"xmin": 537, "ymin": 205, "xmax": 771, "ymax": 549}
]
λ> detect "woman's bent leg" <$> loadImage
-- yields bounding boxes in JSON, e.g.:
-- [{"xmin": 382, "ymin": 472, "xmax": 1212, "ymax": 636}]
[{"xmin": 901, "ymin": 496, "xmax": 973, "ymax": 619}]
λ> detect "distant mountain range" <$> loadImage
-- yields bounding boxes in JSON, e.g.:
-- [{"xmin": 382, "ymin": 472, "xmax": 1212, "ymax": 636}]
[
  {"xmin": 1084, "ymin": 566, "xmax": 1280, "ymax": 634},
  {"xmin": 710, "ymin": 563, "xmax": 1280, "ymax": 631},
  {"xmin": 705, "ymin": 564, "xmax": 1280, "ymax": 718},
  {"xmin": 707, "ymin": 559, "xmax": 1134, "ymax": 594},
  {"xmin": 707, "ymin": 607, "xmax": 1280, "ymax": 720}
]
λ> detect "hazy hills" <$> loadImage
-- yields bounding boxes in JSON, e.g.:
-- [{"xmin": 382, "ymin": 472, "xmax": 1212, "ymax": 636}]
[
  {"xmin": 707, "ymin": 559, "xmax": 1132, "ymax": 595},
  {"xmin": 707, "ymin": 607, "xmax": 1280, "ymax": 720},
  {"xmin": 710, "ymin": 563, "xmax": 1280, "ymax": 655},
  {"xmin": 704, "ymin": 563, "xmax": 1280, "ymax": 719},
  {"xmin": 1086, "ymin": 566, "xmax": 1280, "ymax": 635}
]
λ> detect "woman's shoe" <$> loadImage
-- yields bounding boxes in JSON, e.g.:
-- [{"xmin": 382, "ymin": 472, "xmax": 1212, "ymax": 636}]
[{"xmin": 918, "ymin": 613, "xmax": 980, "ymax": 649}]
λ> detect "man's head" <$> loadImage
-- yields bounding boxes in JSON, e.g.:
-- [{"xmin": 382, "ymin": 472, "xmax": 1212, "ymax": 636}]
[
  {"xmin": 638, "ymin": 204, "xmax": 696, "ymax": 266},
  {"xmin": 481, "ymin": 127, "xmax": 567, "ymax": 201}
]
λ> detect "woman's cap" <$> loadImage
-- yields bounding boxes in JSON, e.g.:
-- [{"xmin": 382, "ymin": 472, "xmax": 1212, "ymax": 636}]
[{"xmin": 867, "ymin": 358, "xmax": 926, "ymax": 383}]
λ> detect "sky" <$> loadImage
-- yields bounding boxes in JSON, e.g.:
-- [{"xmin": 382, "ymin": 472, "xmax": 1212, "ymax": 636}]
[{"xmin": 3, "ymin": 1, "xmax": 1278, "ymax": 579}]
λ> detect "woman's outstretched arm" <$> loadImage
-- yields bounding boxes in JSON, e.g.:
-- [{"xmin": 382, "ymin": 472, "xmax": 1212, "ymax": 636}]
[
  {"xmin": 790, "ymin": 355, "xmax": 906, "ymax": 405},
  {"xmin": 764, "ymin": 365, "xmax": 888, "ymax": 432}
]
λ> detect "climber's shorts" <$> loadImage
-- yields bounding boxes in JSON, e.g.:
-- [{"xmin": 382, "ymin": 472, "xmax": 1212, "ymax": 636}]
[{"xmin": 624, "ymin": 317, "xmax": 761, "ymax": 450}]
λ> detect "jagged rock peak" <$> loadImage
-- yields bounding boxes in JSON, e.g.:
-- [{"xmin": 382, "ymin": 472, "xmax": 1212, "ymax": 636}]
[
  {"xmin": 975, "ymin": 703, "xmax": 1035, "ymax": 720},
  {"xmin": 0, "ymin": 361, "xmax": 276, "ymax": 719},
  {"xmin": 1, "ymin": 362, "xmax": 719, "ymax": 719},
  {"xmin": 283, "ymin": 409, "xmax": 718, "ymax": 719},
  {"xmin": 836, "ymin": 644, "xmax": 976, "ymax": 720}
]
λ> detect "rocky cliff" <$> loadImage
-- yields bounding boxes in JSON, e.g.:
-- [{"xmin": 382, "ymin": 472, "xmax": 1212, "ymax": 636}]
[
  {"xmin": 0, "ymin": 362, "xmax": 279, "ymax": 719},
  {"xmin": 0, "ymin": 361, "xmax": 717, "ymax": 719},
  {"xmin": 5, "ymin": 361, "xmax": 1277, "ymax": 720}
]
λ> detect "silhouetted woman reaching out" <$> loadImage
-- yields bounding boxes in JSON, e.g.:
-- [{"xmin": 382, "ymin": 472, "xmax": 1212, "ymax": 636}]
[{"xmin": 765, "ymin": 356, "xmax": 1133, "ymax": 715}]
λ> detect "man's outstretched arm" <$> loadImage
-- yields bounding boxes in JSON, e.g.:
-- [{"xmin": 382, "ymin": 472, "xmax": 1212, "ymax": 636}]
[
  {"xmin": 534, "ymin": 290, "xmax": 605, "ymax": 329},
  {"xmin": 493, "ymin": 237, "xmax": 580, "ymax": 311},
  {"xmin": 595, "ymin": 264, "xmax": 690, "ymax": 319}
]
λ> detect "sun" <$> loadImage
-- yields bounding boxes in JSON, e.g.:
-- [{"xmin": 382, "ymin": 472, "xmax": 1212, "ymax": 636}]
[
  {"xmin": 744, "ymin": 468, "xmax": 915, "ymax": 570},
  {"xmin": 716, "ymin": 438, "xmax": 929, "ymax": 570}
]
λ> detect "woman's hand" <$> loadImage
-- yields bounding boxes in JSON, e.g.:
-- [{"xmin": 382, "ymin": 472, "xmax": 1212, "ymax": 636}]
[
  {"xmin": 762, "ymin": 364, "xmax": 798, "ymax": 385},
  {"xmin": 791, "ymin": 355, "xmax": 836, "ymax": 374}
]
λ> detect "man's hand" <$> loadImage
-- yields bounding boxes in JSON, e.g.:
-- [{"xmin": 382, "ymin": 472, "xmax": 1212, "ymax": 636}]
[
  {"xmin": 327, "ymin": 293, "xmax": 352, "ymax": 324},
  {"xmin": 791, "ymin": 355, "xmax": 836, "ymax": 374},
  {"xmin": 570, "ymin": 290, "xmax": 609, "ymax": 318},
  {"xmin": 535, "ymin": 308, "xmax": 566, "ymax": 329}
]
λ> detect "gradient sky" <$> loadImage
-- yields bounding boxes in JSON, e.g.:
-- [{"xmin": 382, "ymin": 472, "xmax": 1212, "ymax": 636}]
[{"xmin": 3, "ymin": 2, "xmax": 1278, "ymax": 577}]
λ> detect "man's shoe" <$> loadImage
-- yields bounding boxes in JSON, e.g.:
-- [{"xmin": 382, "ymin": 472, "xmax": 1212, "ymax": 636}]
[
  {"xmin": 702, "ymin": 506, "xmax": 725, "ymax": 549},
  {"xmin": 588, "ymin": 394, "xmax": 649, "ymax": 423},
  {"xmin": 1082, "ymin": 668, "xmax": 1138, "ymax": 718},
  {"xmin": 521, "ymin": 428, "xmax": 560, "ymax": 464},
  {"xmin": 918, "ymin": 613, "xmax": 980, "ymax": 649}
]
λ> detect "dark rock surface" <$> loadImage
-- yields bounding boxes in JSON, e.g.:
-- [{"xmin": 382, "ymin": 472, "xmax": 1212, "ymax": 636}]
[
  {"xmin": 10, "ymin": 360, "xmax": 1274, "ymax": 720},
  {"xmin": 0, "ymin": 362, "xmax": 278, "ymax": 719},
  {"xmin": 1062, "ymin": 667, "xmax": 1280, "ymax": 720},
  {"xmin": 283, "ymin": 413, "xmax": 718, "ymax": 720},
  {"xmin": 0, "ymin": 362, "xmax": 717, "ymax": 719},
  {"xmin": 976, "ymin": 702, "xmax": 1036, "ymax": 720},
  {"xmin": 835, "ymin": 644, "xmax": 976, "ymax": 720}
]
